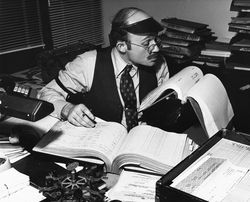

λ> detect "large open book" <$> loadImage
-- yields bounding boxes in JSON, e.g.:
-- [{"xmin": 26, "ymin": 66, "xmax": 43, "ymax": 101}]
[
  {"xmin": 33, "ymin": 120, "xmax": 190, "ymax": 175},
  {"xmin": 140, "ymin": 66, "xmax": 234, "ymax": 138}
]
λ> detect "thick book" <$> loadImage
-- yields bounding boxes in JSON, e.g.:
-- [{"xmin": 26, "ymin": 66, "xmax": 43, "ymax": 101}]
[
  {"xmin": 163, "ymin": 29, "xmax": 203, "ymax": 42},
  {"xmin": 229, "ymin": 26, "xmax": 250, "ymax": 34},
  {"xmin": 33, "ymin": 121, "xmax": 191, "ymax": 175},
  {"xmin": 230, "ymin": 17, "xmax": 250, "ymax": 24},
  {"xmin": 230, "ymin": 0, "xmax": 250, "ymax": 11},
  {"xmin": 161, "ymin": 18, "xmax": 208, "ymax": 34},
  {"xmin": 226, "ymin": 53, "xmax": 250, "ymax": 70},
  {"xmin": 139, "ymin": 66, "xmax": 234, "ymax": 138},
  {"xmin": 230, "ymin": 38, "xmax": 250, "ymax": 52},
  {"xmin": 160, "ymin": 42, "xmax": 203, "ymax": 57},
  {"xmin": 229, "ymin": 22, "xmax": 250, "ymax": 31},
  {"xmin": 233, "ymin": 0, "xmax": 250, "ymax": 7},
  {"xmin": 160, "ymin": 35, "xmax": 199, "ymax": 47}
]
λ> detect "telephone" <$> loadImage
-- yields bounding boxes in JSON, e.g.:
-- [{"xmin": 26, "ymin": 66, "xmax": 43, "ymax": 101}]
[
  {"xmin": 0, "ymin": 75, "xmax": 31, "ymax": 97},
  {"xmin": 0, "ymin": 75, "xmax": 54, "ymax": 122}
]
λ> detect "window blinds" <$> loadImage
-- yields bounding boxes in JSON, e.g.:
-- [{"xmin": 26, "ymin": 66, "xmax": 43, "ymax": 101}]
[
  {"xmin": 0, "ymin": 0, "xmax": 44, "ymax": 55},
  {"xmin": 48, "ymin": 0, "xmax": 104, "ymax": 49}
]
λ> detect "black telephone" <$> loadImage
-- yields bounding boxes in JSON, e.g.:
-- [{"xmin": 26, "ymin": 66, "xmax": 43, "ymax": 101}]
[
  {"xmin": 0, "ymin": 75, "xmax": 31, "ymax": 97},
  {"xmin": 0, "ymin": 75, "xmax": 54, "ymax": 121}
]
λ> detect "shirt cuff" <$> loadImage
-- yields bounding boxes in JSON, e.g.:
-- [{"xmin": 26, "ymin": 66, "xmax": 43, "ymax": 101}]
[{"xmin": 51, "ymin": 100, "xmax": 70, "ymax": 120}]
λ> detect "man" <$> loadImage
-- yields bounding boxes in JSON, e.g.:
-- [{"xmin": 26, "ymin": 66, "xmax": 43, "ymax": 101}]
[{"xmin": 37, "ymin": 7, "xmax": 169, "ymax": 130}]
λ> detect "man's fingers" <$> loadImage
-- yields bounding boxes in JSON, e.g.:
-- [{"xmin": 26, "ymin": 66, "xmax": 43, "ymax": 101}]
[
  {"xmin": 68, "ymin": 114, "xmax": 93, "ymax": 128},
  {"xmin": 77, "ymin": 112, "xmax": 95, "ymax": 128},
  {"xmin": 66, "ymin": 104, "xmax": 96, "ymax": 127}
]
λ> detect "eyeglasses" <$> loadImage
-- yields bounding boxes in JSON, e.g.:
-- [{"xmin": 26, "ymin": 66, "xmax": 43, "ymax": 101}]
[{"xmin": 127, "ymin": 36, "xmax": 162, "ymax": 54}]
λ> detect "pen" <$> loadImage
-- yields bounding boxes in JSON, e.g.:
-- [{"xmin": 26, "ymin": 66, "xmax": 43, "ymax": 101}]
[{"xmin": 84, "ymin": 112, "xmax": 97, "ymax": 125}]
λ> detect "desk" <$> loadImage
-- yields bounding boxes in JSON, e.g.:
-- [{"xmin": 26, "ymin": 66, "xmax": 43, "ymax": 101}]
[
  {"xmin": 0, "ymin": 115, "xmax": 59, "ymax": 137},
  {"xmin": 0, "ymin": 114, "xmax": 208, "ymax": 201}
]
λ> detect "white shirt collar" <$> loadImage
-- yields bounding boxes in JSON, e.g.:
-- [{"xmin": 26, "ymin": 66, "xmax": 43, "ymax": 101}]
[{"xmin": 111, "ymin": 48, "xmax": 138, "ymax": 78}]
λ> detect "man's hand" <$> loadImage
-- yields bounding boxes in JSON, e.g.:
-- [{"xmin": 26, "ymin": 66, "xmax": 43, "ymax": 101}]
[{"xmin": 61, "ymin": 103, "xmax": 96, "ymax": 127}]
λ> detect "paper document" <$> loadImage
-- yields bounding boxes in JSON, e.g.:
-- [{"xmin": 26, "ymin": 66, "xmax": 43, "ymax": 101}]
[
  {"xmin": 221, "ymin": 171, "xmax": 250, "ymax": 202},
  {"xmin": 172, "ymin": 156, "xmax": 248, "ymax": 202},
  {"xmin": 105, "ymin": 169, "xmax": 161, "ymax": 202}
]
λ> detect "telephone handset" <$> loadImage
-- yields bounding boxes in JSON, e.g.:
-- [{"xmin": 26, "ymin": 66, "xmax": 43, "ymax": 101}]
[{"xmin": 0, "ymin": 75, "xmax": 31, "ymax": 97}]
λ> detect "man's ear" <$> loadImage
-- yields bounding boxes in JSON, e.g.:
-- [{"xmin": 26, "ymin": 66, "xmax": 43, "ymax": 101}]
[{"xmin": 116, "ymin": 41, "xmax": 127, "ymax": 53}]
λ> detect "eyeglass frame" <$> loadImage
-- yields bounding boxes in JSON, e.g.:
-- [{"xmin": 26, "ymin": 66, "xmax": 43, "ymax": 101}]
[{"xmin": 126, "ymin": 36, "xmax": 162, "ymax": 54}]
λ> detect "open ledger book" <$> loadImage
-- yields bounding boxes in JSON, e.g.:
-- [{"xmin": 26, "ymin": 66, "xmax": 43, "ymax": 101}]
[
  {"xmin": 33, "ymin": 120, "xmax": 191, "ymax": 175},
  {"xmin": 140, "ymin": 66, "xmax": 234, "ymax": 138}
]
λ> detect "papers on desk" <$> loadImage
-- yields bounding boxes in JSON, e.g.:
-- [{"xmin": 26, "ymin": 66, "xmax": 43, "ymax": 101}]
[
  {"xmin": 221, "ymin": 171, "xmax": 250, "ymax": 202},
  {"xmin": 105, "ymin": 169, "xmax": 161, "ymax": 202},
  {"xmin": 171, "ymin": 156, "xmax": 248, "ymax": 202},
  {"xmin": 0, "ymin": 167, "xmax": 29, "ymax": 199},
  {"xmin": 0, "ymin": 185, "xmax": 45, "ymax": 202},
  {"xmin": 0, "ymin": 141, "xmax": 30, "ymax": 164},
  {"xmin": 170, "ymin": 138, "xmax": 250, "ymax": 202},
  {"xmin": 0, "ymin": 167, "xmax": 45, "ymax": 202},
  {"xmin": 0, "ymin": 115, "xmax": 60, "ymax": 163}
]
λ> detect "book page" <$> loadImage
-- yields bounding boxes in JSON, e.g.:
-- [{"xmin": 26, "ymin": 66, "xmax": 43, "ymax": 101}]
[
  {"xmin": 221, "ymin": 171, "xmax": 250, "ymax": 202},
  {"xmin": 187, "ymin": 74, "xmax": 234, "ymax": 137},
  {"xmin": 207, "ymin": 138, "xmax": 250, "ymax": 168},
  {"xmin": 112, "ymin": 125, "xmax": 188, "ymax": 174},
  {"xmin": 0, "ymin": 185, "xmax": 46, "ymax": 202},
  {"xmin": 33, "ymin": 120, "xmax": 127, "ymax": 172},
  {"xmin": 171, "ymin": 156, "xmax": 248, "ymax": 202},
  {"xmin": 0, "ymin": 168, "xmax": 30, "ymax": 199},
  {"xmin": 139, "ymin": 66, "xmax": 203, "ymax": 112},
  {"xmin": 171, "ymin": 138, "xmax": 250, "ymax": 189}
]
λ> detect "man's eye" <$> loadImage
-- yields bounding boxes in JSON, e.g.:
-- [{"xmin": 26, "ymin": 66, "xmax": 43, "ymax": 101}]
[{"xmin": 142, "ymin": 41, "xmax": 150, "ymax": 46}]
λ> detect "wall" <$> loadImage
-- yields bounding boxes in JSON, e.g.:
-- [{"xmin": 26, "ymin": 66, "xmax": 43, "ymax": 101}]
[{"xmin": 102, "ymin": 0, "xmax": 238, "ymax": 47}]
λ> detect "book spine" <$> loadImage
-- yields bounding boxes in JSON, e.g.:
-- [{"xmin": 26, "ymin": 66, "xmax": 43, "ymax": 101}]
[
  {"xmin": 231, "ymin": 17, "xmax": 250, "ymax": 24},
  {"xmin": 164, "ymin": 30, "xmax": 202, "ymax": 42},
  {"xmin": 163, "ymin": 52, "xmax": 186, "ymax": 59},
  {"xmin": 161, "ymin": 44, "xmax": 196, "ymax": 57},
  {"xmin": 160, "ymin": 36, "xmax": 194, "ymax": 47},
  {"xmin": 161, "ymin": 21, "xmax": 196, "ymax": 34},
  {"xmin": 229, "ymin": 26, "xmax": 250, "ymax": 34},
  {"xmin": 230, "ymin": 46, "xmax": 250, "ymax": 52}
]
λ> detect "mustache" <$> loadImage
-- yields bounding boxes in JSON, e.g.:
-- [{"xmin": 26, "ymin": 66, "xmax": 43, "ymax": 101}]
[{"xmin": 147, "ymin": 53, "xmax": 159, "ymax": 60}]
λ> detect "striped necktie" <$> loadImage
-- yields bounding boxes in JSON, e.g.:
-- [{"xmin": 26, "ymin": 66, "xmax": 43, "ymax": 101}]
[{"xmin": 120, "ymin": 65, "xmax": 138, "ymax": 131}]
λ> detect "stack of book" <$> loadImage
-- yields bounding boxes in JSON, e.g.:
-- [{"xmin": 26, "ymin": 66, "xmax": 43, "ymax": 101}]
[
  {"xmin": 227, "ymin": 0, "xmax": 250, "ymax": 70},
  {"xmin": 160, "ymin": 17, "xmax": 216, "ymax": 64},
  {"xmin": 230, "ymin": 0, "xmax": 250, "ymax": 13},
  {"xmin": 0, "ymin": 135, "xmax": 30, "ymax": 163},
  {"xmin": 192, "ymin": 40, "xmax": 231, "ymax": 68}
]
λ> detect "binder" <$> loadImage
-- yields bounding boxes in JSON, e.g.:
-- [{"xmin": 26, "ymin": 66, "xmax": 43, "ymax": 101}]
[{"xmin": 156, "ymin": 129, "xmax": 250, "ymax": 202}]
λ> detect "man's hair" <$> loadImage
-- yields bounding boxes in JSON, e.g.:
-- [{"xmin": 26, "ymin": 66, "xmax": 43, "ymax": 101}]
[{"xmin": 109, "ymin": 7, "xmax": 145, "ymax": 47}]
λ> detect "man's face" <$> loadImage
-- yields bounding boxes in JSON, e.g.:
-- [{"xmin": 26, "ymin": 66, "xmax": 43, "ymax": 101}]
[{"xmin": 126, "ymin": 33, "xmax": 161, "ymax": 67}]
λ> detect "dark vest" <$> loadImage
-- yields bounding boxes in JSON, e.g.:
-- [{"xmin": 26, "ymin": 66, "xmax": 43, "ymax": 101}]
[{"xmin": 66, "ymin": 47, "xmax": 158, "ymax": 122}]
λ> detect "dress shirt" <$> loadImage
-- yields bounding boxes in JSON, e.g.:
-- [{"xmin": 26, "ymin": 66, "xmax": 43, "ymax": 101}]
[{"xmin": 37, "ymin": 47, "xmax": 169, "ymax": 127}]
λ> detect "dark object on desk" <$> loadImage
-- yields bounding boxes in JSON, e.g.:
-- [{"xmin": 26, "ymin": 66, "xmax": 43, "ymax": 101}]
[
  {"xmin": 0, "ymin": 93, "xmax": 54, "ymax": 121},
  {"xmin": 11, "ymin": 125, "xmax": 41, "ymax": 151},
  {"xmin": 141, "ymin": 90, "xmax": 199, "ymax": 133},
  {"xmin": 155, "ymin": 129, "xmax": 250, "ymax": 202},
  {"xmin": 0, "ymin": 75, "xmax": 15, "ymax": 94},
  {"xmin": 40, "ymin": 161, "xmax": 106, "ymax": 202}
]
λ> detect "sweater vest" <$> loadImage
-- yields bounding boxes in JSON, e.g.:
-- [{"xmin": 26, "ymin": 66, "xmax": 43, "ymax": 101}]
[{"xmin": 75, "ymin": 47, "xmax": 158, "ymax": 122}]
